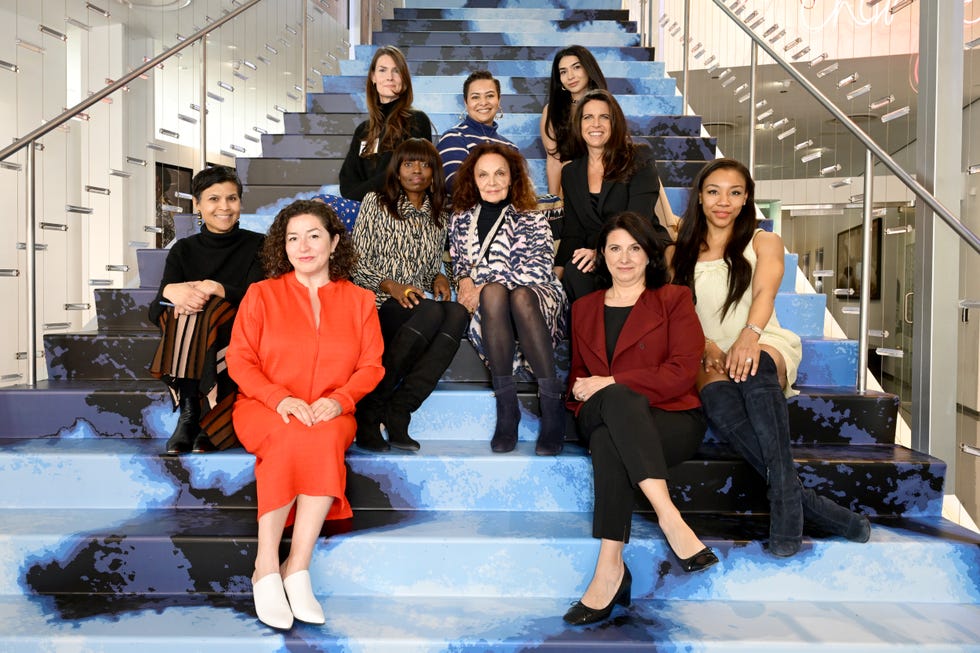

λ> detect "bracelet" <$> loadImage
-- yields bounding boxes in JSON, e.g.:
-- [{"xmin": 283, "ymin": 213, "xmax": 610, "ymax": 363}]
[{"xmin": 744, "ymin": 323, "xmax": 764, "ymax": 337}]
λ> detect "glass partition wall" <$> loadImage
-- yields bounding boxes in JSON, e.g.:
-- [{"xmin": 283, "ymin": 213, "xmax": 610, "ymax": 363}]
[
  {"xmin": 641, "ymin": 0, "xmax": 980, "ymax": 528},
  {"xmin": 0, "ymin": 0, "xmax": 350, "ymax": 387}
]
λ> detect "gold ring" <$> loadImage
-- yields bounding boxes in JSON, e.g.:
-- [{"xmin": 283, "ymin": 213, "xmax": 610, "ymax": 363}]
[{"xmin": 403, "ymin": 288, "xmax": 414, "ymax": 297}]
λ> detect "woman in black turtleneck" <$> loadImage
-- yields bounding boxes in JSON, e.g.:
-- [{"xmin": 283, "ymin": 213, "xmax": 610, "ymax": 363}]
[
  {"xmin": 338, "ymin": 46, "xmax": 433, "ymax": 202},
  {"xmin": 448, "ymin": 143, "xmax": 568, "ymax": 456},
  {"xmin": 149, "ymin": 166, "xmax": 265, "ymax": 454}
]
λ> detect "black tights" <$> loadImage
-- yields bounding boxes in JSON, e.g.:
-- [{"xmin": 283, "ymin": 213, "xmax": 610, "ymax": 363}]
[{"xmin": 479, "ymin": 283, "xmax": 556, "ymax": 379}]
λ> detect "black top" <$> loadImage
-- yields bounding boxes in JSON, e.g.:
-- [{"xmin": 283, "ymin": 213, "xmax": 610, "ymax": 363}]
[
  {"xmin": 339, "ymin": 102, "xmax": 433, "ymax": 202},
  {"xmin": 557, "ymin": 142, "xmax": 668, "ymax": 265},
  {"xmin": 149, "ymin": 223, "xmax": 265, "ymax": 324},
  {"xmin": 477, "ymin": 197, "xmax": 508, "ymax": 245},
  {"xmin": 604, "ymin": 304, "xmax": 633, "ymax": 364}
]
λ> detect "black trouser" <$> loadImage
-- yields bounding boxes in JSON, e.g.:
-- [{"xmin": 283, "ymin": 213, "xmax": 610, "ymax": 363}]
[
  {"xmin": 577, "ymin": 383, "xmax": 706, "ymax": 543},
  {"xmin": 561, "ymin": 263, "xmax": 599, "ymax": 305}
]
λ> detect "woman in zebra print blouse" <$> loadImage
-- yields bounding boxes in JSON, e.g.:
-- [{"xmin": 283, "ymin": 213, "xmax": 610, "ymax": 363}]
[
  {"xmin": 448, "ymin": 142, "xmax": 568, "ymax": 456},
  {"xmin": 351, "ymin": 138, "xmax": 469, "ymax": 452}
]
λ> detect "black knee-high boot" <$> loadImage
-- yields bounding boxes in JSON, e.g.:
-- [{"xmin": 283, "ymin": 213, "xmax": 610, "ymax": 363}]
[
  {"xmin": 534, "ymin": 377, "xmax": 566, "ymax": 456},
  {"xmin": 490, "ymin": 375, "xmax": 520, "ymax": 453},
  {"xmin": 356, "ymin": 325, "xmax": 430, "ymax": 452},
  {"xmin": 699, "ymin": 365, "xmax": 803, "ymax": 556},
  {"xmin": 166, "ymin": 378, "xmax": 201, "ymax": 454},
  {"xmin": 385, "ymin": 330, "xmax": 463, "ymax": 451}
]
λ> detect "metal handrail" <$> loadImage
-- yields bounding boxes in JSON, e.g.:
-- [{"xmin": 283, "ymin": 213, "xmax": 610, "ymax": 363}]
[
  {"xmin": 708, "ymin": 0, "xmax": 980, "ymax": 257},
  {"xmin": 0, "ymin": 0, "xmax": 264, "ymax": 163},
  {"xmin": 3, "ymin": 0, "xmax": 272, "ymax": 386}
]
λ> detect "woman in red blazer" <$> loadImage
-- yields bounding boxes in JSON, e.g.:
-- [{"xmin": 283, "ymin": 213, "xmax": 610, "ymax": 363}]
[{"xmin": 563, "ymin": 211, "xmax": 716, "ymax": 626}]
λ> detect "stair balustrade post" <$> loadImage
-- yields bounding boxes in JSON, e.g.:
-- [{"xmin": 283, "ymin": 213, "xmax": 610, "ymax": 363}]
[
  {"xmin": 200, "ymin": 37, "xmax": 207, "ymax": 173},
  {"xmin": 302, "ymin": 0, "xmax": 309, "ymax": 96},
  {"xmin": 25, "ymin": 142, "xmax": 37, "ymax": 387},
  {"xmin": 748, "ymin": 42, "xmax": 757, "ymax": 177},
  {"xmin": 857, "ymin": 149, "xmax": 873, "ymax": 394},
  {"xmin": 681, "ymin": 0, "xmax": 690, "ymax": 116}
]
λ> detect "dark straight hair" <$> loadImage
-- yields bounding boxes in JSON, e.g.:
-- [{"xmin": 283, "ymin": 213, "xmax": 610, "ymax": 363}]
[
  {"xmin": 544, "ymin": 45, "xmax": 607, "ymax": 161},
  {"xmin": 594, "ymin": 212, "xmax": 668, "ymax": 290},
  {"xmin": 671, "ymin": 158, "xmax": 756, "ymax": 317}
]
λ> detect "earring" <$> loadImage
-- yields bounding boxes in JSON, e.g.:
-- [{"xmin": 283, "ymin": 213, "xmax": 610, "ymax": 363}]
[
  {"xmin": 496, "ymin": 110, "xmax": 504, "ymax": 120},
  {"xmin": 196, "ymin": 213, "xmax": 203, "ymax": 227},
  {"xmin": 458, "ymin": 110, "xmax": 466, "ymax": 122}
]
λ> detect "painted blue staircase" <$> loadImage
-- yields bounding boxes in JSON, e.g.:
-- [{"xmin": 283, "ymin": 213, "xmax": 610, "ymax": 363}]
[{"xmin": 1, "ymin": 0, "xmax": 979, "ymax": 650}]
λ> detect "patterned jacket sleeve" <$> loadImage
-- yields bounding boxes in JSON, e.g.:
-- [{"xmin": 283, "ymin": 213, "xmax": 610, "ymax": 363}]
[
  {"xmin": 448, "ymin": 209, "xmax": 472, "ymax": 282},
  {"xmin": 350, "ymin": 193, "xmax": 388, "ymax": 300},
  {"xmin": 508, "ymin": 209, "xmax": 556, "ymax": 284}
]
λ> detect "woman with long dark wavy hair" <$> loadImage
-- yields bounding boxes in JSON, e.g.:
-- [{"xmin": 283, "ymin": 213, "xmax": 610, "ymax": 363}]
[
  {"xmin": 351, "ymin": 138, "xmax": 468, "ymax": 452},
  {"xmin": 539, "ymin": 45, "xmax": 608, "ymax": 195},
  {"xmin": 339, "ymin": 46, "xmax": 433, "ymax": 202},
  {"xmin": 448, "ymin": 142, "xmax": 567, "ymax": 455},
  {"xmin": 557, "ymin": 88, "xmax": 669, "ymax": 303},
  {"xmin": 671, "ymin": 158, "xmax": 870, "ymax": 557}
]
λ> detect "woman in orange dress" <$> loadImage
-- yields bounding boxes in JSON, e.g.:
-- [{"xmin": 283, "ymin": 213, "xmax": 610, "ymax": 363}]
[{"xmin": 226, "ymin": 200, "xmax": 384, "ymax": 630}]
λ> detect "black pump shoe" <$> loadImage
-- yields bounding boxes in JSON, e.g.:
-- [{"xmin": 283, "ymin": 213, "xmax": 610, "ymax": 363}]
[
  {"xmin": 674, "ymin": 546, "xmax": 719, "ymax": 573},
  {"xmin": 562, "ymin": 565, "xmax": 631, "ymax": 626}
]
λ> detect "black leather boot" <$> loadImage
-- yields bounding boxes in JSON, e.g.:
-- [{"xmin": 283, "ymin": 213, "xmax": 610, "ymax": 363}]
[
  {"xmin": 386, "ymin": 330, "xmax": 464, "ymax": 451},
  {"xmin": 534, "ymin": 377, "xmax": 566, "ymax": 456},
  {"xmin": 166, "ymin": 390, "xmax": 201, "ymax": 454},
  {"xmin": 490, "ymin": 375, "xmax": 520, "ymax": 453}
]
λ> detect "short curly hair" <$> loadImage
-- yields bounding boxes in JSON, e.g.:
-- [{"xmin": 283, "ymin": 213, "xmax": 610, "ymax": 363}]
[{"xmin": 262, "ymin": 200, "xmax": 358, "ymax": 280}]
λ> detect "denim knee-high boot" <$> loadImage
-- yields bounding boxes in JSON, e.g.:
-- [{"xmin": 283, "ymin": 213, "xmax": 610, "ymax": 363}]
[
  {"xmin": 699, "ymin": 355, "xmax": 803, "ymax": 556},
  {"xmin": 701, "ymin": 353, "xmax": 871, "ymax": 552}
]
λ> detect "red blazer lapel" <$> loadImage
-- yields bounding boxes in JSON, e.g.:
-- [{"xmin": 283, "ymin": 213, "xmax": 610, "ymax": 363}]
[
  {"xmin": 610, "ymin": 289, "xmax": 666, "ymax": 369},
  {"xmin": 577, "ymin": 291, "xmax": 611, "ymax": 376}
]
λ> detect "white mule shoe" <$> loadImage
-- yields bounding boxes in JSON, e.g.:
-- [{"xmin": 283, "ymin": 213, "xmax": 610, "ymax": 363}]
[
  {"xmin": 283, "ymin": 570, "xmax": 325, "ymax": 624},
  {"xmin": 252, "ymin": 573, "xmax": 294, "ymax": 629}
]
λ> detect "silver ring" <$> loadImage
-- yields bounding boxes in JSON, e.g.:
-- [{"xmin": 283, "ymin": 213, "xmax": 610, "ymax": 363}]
[{"xmin": 746, "ymin": 357, "xmax": 753, "ymax": 363}]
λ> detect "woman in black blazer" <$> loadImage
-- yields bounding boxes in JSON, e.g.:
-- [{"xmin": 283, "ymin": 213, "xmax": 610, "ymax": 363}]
[{"xmin": 557, "ymin": 89, "xmax": 669, "ymax": 303}]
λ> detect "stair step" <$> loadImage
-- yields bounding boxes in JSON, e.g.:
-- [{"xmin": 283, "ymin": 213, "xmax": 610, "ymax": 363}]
[
  {"xmin": 402, "ymin": 0, "xmax": 625, "ymax": 11},
  {"xmin": 135, "ymin": 249, "xmax": 166, "ymax": 289},
  {"xmin": 95, "ymin": 289, "xmax": 158, "ymax": 331},
  {"xmin": 258, "ymin": 132, "xmax": 714, "ymax": 162},
  {"xmin": 239, "ymin": 159, "xmax": 703, "ymax": 210},
  {"xmin": 282, "ymin": 111, "xmax": 701, "ymax": 139},
  {"xmin": 394, "ymin": 7, "xmax": 630, "ymax": 20},
  {"xmin": 798, "ymin": 338, "xmax": 860, "ymax": 387},
  {"xmin": 775, "ymin": 292, "xmax": 827, "ymax": 338},
  {"xmin": 1, "ymin": 593, "xmax": 977, "ymax": 651},
  {"xmin": 0, "ymin": 437, "xmax": 943, "ymax": 516},
  {"xmin": 373, "ymin": 31, "xmax": 641, "ymax": 47},
  {"xmin": 307, "ymin": 92, "xmax": 682, "ymax": 117},
  {"xmin": 353, "ymin": 44, "xmax": 654, "ymax": 62},
  {"xmin": 3, "ymin": 508, "xmax": 975, "ymax": 601},
  {"xmin": 322, "ymin": 75, "xmax": 674, "ymax": 96},
  {"xmin": 381, "ymin": 18, "xmax": 638, "ymax": 33},
  {"xmin": 0, "ymin": 379, "xmax": 899, "ymax": 447},
  {"xmin": 338, "ymin": 58, "xmax": 665, "ymax": 78}
]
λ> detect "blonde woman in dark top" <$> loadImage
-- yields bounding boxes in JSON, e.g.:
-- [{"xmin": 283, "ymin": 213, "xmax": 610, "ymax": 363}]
[{"xmin": 351, "ymin": 139, "xmax": 468, "ymax": 451}]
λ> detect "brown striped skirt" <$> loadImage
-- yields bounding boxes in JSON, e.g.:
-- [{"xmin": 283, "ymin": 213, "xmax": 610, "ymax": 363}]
[{"xmin": 149, "ymin": 297, "xmax": 241, "ymax": 450}]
